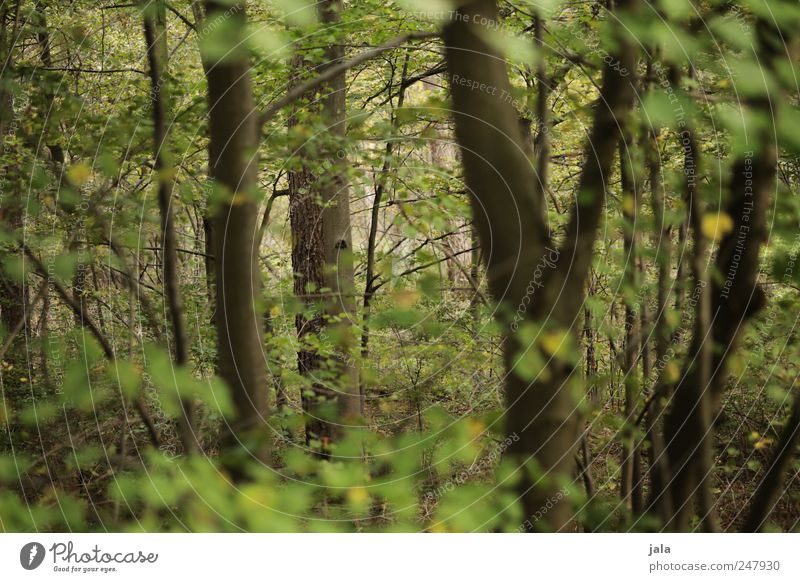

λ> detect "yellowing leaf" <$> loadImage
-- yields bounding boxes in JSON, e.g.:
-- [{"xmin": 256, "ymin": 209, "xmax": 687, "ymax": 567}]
[
  {"xmin": 701, "ymin": 212, "xmax": 734, "ymax": 241},
  {"xmin": 664, "ymin": 361, "xmax": 681, "ymax": 383},
  {"xmin": 622, "ymin": 195, "xmax": 635, "ymax": 216},
  {"xmin": 467, "ymin": 419, "xmax": 485, "ymax": 439},
  {"xmin": 754, "ymin": 438, "xmax": 773, "ymax": 450},
  {"xmin": 67, "ymin": 164, "xmax": 91, "ymax": 186},
  {"xmin": 347, "ymin": 487, "xmax": 368, "ymax": 505},
  {"xmin": 540, "ymin": 329, "xmax": 568, "ymax": 358}
]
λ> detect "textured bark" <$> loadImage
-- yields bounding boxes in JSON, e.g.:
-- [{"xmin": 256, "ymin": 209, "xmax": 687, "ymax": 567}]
[
  {"xmin": 204, "ymin": 0, "xmax": 269, "ymax": 464},
  {"xmin": 443, "ymin": 0, "xmax": 637, "ymax": 529},
  {"xmin": 288, "ymin": 1, "xmax": 360, "ymax": 454},
  {"xmin": 287, "ymin": 47, "xmax": 329, "ymax": 449}
]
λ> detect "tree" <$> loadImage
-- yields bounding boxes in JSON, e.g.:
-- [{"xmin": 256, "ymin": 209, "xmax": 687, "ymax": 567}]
[
  {"xmin": 203, "ymin": 0, "xmax": 269, "ymax": 467},
  {"xmin": 443, "ymin": 0, "xmax": 638, "ymax": 529},
  {"xmin": 287, "ymin": 0, "xmax": 359, "ymax": 455}
]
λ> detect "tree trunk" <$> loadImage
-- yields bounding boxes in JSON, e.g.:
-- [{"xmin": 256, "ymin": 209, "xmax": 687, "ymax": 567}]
[
  {"xmin": 443, "ymin": 0, "xmax": 637, "ymax": 530},
  {"xmin": 0, "ymin": 0, "xmax": 27, "ymax": 416},
  {"xmin": 318, "ymin": 0, "xmax": 360, "ymax": 429},
  {"xmin": 663, "ymin": 25, "xmax": 779, "ymax": 524},
  {"xmin": 362, "ymin": 54, "xmax": 410, "ymax": 411},
  {"xmin": 204, "ymin": 0, "xmax": 269, "ymax": 466},
  {"xmin": 288, "ymin": 1, "xmax": 360, "ymax": 454},
  {"xmin": 144, "ymin": 2, "xmax": 196, "ymax": 454},
  {"xmin": 643, "ymin": 105, "xmax": 671, "ymax": 523},
  {"xmin": 619, "ymin": 132, "xmax": 639, "ymax": 513}
]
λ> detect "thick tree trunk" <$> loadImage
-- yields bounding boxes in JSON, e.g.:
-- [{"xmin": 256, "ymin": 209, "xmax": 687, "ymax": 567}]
[
  {"xmin": 288, "ymin": 1, "xmax": 360, "ymax": 454},
  {"xmin": 287, "ymin": 49, "xmax": 329, "ymax": 449},
  {"xmin": 318, "ymin": 0, "xmax": 360, "ymax": 429},
  {"xmin": 0, "ymin": 0, "xmax": 27, "ymax": 416},
  {"xmin": 443, "ymin": 0, "xmax": 637, "ymax": 530},
  {"xmin": 204, "ymin": 0, "xmax": 269, "ymax": 465}
]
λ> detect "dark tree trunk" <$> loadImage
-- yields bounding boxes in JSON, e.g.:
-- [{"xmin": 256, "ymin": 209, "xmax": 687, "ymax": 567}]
[
  {"xmin": 443, "ymin": 0, "xmax": 637, "ymax": 529},
  {"xmin": 204, "ymin": 0, "xmax": 269, "ymax": 467},
  {"xmin": 144, "ymin": 4, "xmax": 196, "ymax": 454}
]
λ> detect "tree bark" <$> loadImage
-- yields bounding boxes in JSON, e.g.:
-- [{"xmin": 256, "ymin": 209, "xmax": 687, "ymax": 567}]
[
  {"xmin": 204, "ymin": 0, "xmax": 269, "ymax": 466},
  {"xmin": 288, "ymin": 1, "xmax": 360, "ymax": 454},
  {"xmin": 443, "ymin": 0, "xmax": 637, "ymax": 530}
]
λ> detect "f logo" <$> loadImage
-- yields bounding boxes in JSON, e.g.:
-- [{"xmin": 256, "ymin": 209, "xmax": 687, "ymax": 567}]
[{"xmin": 20, "ymin": 542, "xmax": 46, "ymax": 570}]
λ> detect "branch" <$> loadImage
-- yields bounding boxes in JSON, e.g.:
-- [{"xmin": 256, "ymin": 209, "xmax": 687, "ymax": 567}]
[
  {"xmin": 23, "ymin": 245, "xmax": 161, "ymax": 448},
  {"xmin": 259, "ymin": 31, "xmax": 438, "ymax": 128}
]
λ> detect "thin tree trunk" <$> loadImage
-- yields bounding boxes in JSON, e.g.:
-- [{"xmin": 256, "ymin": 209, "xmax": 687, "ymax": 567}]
[
  {"xmin": 33, "ymin": 1, "xmax": 64, "ymax": 164},
  {"xmin": 619, "ymin": 132, "xmax": 639, "ymax": 513},
  {"xmin": 663, "ymin": 91, "xmax": 713, "ymax": 530},
  {"xmin": 361, "ymin": 54, "xmax": 410, "ymax": 410},
  {"xmin": 532, "ymin": 10, "xmax": 549, "ymax": 223},
  {"xmin": 144, "ymin": 5, "xmax": 196, "ymax": 454},
  {"xmin": 644, "ymin": 103, "xmax": 672, "ymax": 523}
]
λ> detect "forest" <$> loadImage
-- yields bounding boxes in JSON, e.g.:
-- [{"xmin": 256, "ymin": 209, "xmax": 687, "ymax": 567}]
[{"xmin": 0, "ymin": 0, "xmax": 798, "ymax": 533}]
